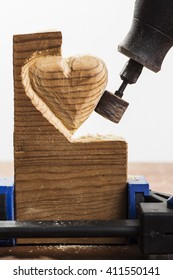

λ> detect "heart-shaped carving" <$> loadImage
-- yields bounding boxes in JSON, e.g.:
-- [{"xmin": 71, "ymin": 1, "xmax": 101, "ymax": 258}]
[{"xmin": 22, "ymin": 54, "xmax": 108, "ymax": 139}]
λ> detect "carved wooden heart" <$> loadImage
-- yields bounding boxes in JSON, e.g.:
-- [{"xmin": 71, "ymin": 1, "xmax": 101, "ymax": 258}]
[{"xmin": 22, "ymin": 54, "xmax": 108, "ymax": 139}]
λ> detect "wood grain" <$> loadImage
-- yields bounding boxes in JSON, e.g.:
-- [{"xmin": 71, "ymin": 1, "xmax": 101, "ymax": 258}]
[
  {"xmin": 1, "ymin": 162, "xmax": 172, "ymax": 194},
  {"xmin": 22, "ymin": 50, "xmax": 107, "ymax": 138},
  {"xmin": 14, "ymin": 31, "xmax": 127, "ymax": 244}
]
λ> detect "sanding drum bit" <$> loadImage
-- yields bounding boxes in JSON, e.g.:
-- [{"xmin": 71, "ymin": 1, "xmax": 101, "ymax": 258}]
[
  {"xmin": 95, "ymin": 59, "xmax": 143, "ymax": 123},
  {"xmin": 95, "ymin": 0, "xmax": 173, "ymax": 123}
]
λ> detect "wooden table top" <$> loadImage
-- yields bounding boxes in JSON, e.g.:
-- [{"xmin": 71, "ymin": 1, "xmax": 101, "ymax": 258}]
[{"xmin": 0, "ymin": 162, "xmax": 172, "ymax": 259}]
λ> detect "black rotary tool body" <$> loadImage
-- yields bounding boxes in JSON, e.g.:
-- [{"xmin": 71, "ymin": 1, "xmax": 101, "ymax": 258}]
[{"xmin": 95, "ymin": 0, "xmax": 173, "ymax": 123}]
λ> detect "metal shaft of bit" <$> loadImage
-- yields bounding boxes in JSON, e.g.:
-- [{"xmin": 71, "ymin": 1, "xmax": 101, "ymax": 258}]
[{"xmin": 115, "ymin": 80, "xmax": 128, "ymax": 98}]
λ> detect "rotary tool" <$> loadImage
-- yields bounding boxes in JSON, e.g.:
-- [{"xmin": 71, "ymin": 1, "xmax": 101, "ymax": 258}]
[{"xmin": 95, "ymin": 0, "xmax": 173, "ymax": 123}]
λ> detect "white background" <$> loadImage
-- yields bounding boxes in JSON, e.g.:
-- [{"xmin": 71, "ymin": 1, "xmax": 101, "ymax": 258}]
[{"xmin": 0, "ymin": 0, "xmax": 173, "ymax": 162}]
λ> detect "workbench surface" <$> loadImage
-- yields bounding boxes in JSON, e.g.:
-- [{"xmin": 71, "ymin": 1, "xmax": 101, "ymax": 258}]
[{"xmin": 0, "ymin": 162, "xmax": 172, "ymax": 260}]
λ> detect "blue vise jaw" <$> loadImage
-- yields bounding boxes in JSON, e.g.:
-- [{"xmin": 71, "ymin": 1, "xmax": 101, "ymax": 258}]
[
  {"xmin": 128, "ymin": 176, "xmax": 150, "ymax": 219},
  {"xmin": 0, "ymin": 177, "xmax": 15, "ymax": 246}
]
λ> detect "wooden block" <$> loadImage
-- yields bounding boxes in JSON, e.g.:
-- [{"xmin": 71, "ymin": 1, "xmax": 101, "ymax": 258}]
[{"xmin": 14, "ymin": 31, "xmax": 127, "ymax": 244}]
